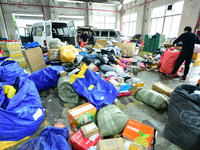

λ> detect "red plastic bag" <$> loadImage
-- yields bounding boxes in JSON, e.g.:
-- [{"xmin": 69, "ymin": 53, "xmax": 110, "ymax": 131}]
[{"xmin": 159, "ymin": 49, "xmax": 181, "ymax": 75}]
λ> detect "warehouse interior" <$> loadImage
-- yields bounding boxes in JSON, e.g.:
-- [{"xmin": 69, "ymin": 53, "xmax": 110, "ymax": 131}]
[{"xmin": 0, "ymin": 0, "xmax": 200, "ymax": 150}]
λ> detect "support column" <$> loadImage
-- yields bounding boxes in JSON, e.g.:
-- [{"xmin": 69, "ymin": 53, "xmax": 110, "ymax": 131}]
[
  {"xmin": 49, "ymin": 0, "xmax": 59, "ymax": 21},
  {"xmin": 0, "ymin": 4, "xmax": 8, "ymax": 39},
  {"xmin": 41, "ymin": 0, "xmax": 51, "ymax": 20},
  {"xmin": 87, "ymin": 2, "xmax": 94, "ymax": 26},
  {"xmin": 116, "ymin": 4, "xmax": 121, "ymax": 31},
  {"xmin": 84, "ymin": 2, "xmax": 89, "ymax": 26},
  {"xmin": 1, "ymin": 4, "xmax": 16, "ymax": 40}
]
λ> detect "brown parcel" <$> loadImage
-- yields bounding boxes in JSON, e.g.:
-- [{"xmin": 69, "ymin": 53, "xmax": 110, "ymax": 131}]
[
  {"xmin": 22, "ymin": 47, "xmax": 46, "ymax": 73},
  {"xmin": 123, "ymin": 138, "xmax": 145, "ymax": 150},
  {"xmin": 48, "ymin": 49, "xmax": 60, "ymax": 60},
  {"xmin": 152, "ymin": 82, "xmax": 173, "ymax": 97},
  {"xmin": 97, "ymin": 138, "xmax": 125, "ymax": 150},
  {"xmin": 129, "ymin": 84, "xmax": 138, "ymax": 95},
  {"xmin": 81, "ymin": 122, "xmax": 99, "ymax": 139}
]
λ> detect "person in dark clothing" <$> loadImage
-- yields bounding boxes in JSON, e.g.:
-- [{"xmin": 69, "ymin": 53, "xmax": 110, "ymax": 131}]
[
  {"xmin": 81, "ymin": 31, "xmax": 88, "ymax": 42},
  {"xmin": 167, "ymin": 26, "xmax": 200, "ymax": 80},
  {"xmin": 88, "ymin": 30, "xmax": 96, "ymax": 47}
]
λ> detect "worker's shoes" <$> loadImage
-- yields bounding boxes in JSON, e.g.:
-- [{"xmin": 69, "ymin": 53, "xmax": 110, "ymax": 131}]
[
  {"xmin": 166, "ymin": 74, "xmax": 175, "ymax": 79},
  {"xmin": 180, "ymin": 75, "xmax": 186, "ymax": 80}
]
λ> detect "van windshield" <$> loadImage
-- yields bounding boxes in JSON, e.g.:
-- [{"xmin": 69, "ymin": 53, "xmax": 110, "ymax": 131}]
[{"xmin": 116, "ymin": 31, "xmax": 124, "ymax": 37}]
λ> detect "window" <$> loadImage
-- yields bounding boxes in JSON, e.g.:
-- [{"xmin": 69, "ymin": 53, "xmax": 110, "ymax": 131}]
[
  {"xmin": 57, "ymin": 28, "xmax": 64, "ymax": 36},
  {"xmin": 122, "ymin": 13, "xmax": 137, "ymax": 36},
  {"xmin": 95, "ymin": 31, "xmax": 100, "ymax": 36},
  {"xmin": 94, "ymin": 16, "xmax": 116, "ymax": 29},
  {"xmin": 35, "ymin": 26, "xmax": 43, "ymax": 36},
  {"xmin": 46, "ymin": 25, "xmax": 50, "ymax": 36},
  {"xmin": 150, "ymin": 1, "xmax": 184, "ymax": 38},
  {"xmin": 101, "ymin": 31, "xmax": 108, "ymax": 37},
  {"xmin": 110, "ymin": 31, "xmax": 116, "ymax": 37}
]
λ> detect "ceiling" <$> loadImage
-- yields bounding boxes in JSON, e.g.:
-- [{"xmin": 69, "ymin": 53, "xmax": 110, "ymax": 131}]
[{"xmin": 60, "ymin": 0, "xmax": 122, "ymax": 4}]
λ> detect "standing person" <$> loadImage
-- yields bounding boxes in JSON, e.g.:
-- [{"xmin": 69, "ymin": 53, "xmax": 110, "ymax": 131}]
[
  {"xmin": 88, "ymin": 30, "xmax": 96, "ymax": 47},
  {"xmin": 81, "ymin": 31, "xmax": 88, "ymax": 43},
  {"xmin": 167, "ymin": 26, "xmax": 200, "ymax": 80}
]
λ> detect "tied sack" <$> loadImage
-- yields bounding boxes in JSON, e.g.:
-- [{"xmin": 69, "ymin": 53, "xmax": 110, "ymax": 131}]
[
  {"xmin": 97, "ymin": 105, "xmax": 128, "ymax": 137},
  {"xmin": 136, "ymin": 88, "xmax": 169, "ymax": 110},
  {"xmin": 164, "ymin": 84, "xmax": 200, "ymax": 150},
  {"xmin": 60, "ymin": 45, "xmax": 76, "ymax": 62}
]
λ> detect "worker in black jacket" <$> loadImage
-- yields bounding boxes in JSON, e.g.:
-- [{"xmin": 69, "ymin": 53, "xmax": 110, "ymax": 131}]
[
  {"xmin": 167, "ymin": 26, "xmax": 200, "ymax": 80},
  {"xmin": 88, "ymin": 30, "xmax": 96, "ymax": 47}
]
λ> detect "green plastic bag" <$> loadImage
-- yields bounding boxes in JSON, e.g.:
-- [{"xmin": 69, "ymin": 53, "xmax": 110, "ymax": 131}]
[
  {"xmin": 97, "ymin": 105, "xmax": 128, "ymax": 137},
  {"xmin": 57, "ymin": 76, "xmax": 79, "ymax": 103}
]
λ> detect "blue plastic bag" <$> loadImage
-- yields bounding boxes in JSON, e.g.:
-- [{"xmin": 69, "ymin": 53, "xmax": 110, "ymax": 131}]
[
  {"xmin": 18, "ymin": 127, "xmax": 71, "ymax": 150},
  {"xmin": 24, "ymin": 41, "xmax": 41, "ymax": 49},
  {"xmin": 0, "ymin": 60, "xmax": 28, "ymax": 87},
  {"xmin": 0, "ymin": 77, "xmax": 45, "ymax": 143},
  {"xmin": 120, "ymin": 84, "xmax": 131, "ymax": 91},
  {"xmin": 28, "ymin": 66, "xmax": 66, "ymax": 92},
  {"xmin": 70, "ymin": 65, "xmax": 118, "ymax": 110}
]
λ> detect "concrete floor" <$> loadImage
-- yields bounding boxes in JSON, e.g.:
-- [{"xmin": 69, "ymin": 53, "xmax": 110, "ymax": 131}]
[{"xmin": 6, "ymin": 64, "xmax": 200, "ymax": 150}]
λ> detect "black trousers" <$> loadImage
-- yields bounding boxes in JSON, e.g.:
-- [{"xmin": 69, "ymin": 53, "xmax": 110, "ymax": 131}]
[{"xmin": 172, "ymin": 49, "xmax": 193, "ymax": 76}]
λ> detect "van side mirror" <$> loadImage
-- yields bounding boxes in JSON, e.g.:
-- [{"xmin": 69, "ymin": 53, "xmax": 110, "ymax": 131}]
[{"xmin": 115, "ymin": 34, "xmax": 117, "ymax": 38}]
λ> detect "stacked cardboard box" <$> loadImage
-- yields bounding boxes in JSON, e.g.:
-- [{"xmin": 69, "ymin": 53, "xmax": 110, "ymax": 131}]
[
  {"xmin": 143, "ymin": 34, "xmax": 165, "ymax": 52},
  {"xmin": 0, "ymin": 41, "xmax": 27, "ymax": 68}
]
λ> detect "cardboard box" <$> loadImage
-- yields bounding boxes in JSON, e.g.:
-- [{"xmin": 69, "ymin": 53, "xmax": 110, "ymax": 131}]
[
  {"xmin": 68, "ymin": 103, "xmax": 97, "ymax": 131},
  {"xmin": 193, "ymin": 59, "xmax": 200, "ymax": 66},
  {"xmin": 152, "ymin": 82, "xmax": 173, "ymax": 97},
  {"xmin": 139, "ymin": 51, "xmax": 153, "ymax": 58},
  {"xmin": 88, "ymin": 63, "xmax": 99, "ymax": 72},
  {"xmin": 22, "ymin": 47, "xmax": 46, "ymax": 72},
  {"xmin": 139, "ymin": 46, "xmax": 144, "ymax": 53},
  {"xmin": 108, "ymin": 79, "xmax": 120, "ymax": 91},
  {"xmin": 96, "ymin": 40, "xmax": 107, "ymax": 47},
  {"xmin": 123, "ymin": 138, "xmax": 145, "ymax": 150},
  {"xmin": 121, "ymin": 49, "xmax": 128, "ymax": 57},
  {"xmin": 128, "ymin": 66, "xmax": 139, "ymax": 74},
  {"xmin": 81, "ymin": 122, "xmax": 99, "ymax": 139},
  {"xmin": 70, "ymin": 129, "xmax": 101, "ymax": 150},
  {"xmin": 192, "ymin": 53, "xmax": 200, "ymax": 60},
  {"xmin": 122, "ymin": 119, "xmax": 155, "ymax": 150},
  {"xmin": 48, "ymin": 49, "xmax": 60, "ymax": 60},
  {"xmin": 114, "ymin": 43, "xmax": 136, "ymax": 57},
  {"xmin": 97, "ymin": 138, "xmax": 125, "ymax": 150},
  {"xmin": 60, "ymin": 71, "xmax": 66, "ymax": 76},
  {"xmin": 129, "ymin": 84, "xmax": 138, "ymax": 95},
  {"xmin": 136, "ymin": 82, "xmax": 144, "ymax": 89}
]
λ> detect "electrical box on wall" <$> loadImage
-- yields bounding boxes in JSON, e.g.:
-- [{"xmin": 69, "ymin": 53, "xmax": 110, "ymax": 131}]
[{"xmin": 167, "ymin": 5, "xmax": 173, "ymax": 11}]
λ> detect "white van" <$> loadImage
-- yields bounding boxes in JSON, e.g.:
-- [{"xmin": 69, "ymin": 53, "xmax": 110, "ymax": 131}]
[
  {"xmin": 20, "ymin": 20, "xmax": 77, "ymax": 52},
  {"xmin": 94, "ymin": 29, "xmax": 129, "ymax": 43}
]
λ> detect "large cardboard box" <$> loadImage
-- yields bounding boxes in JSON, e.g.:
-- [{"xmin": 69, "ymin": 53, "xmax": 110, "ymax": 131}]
[
  {"xmin": 81, "ymin": 122, "xmax": 99, "ymax": 139},
  {"xmin": 70, "ymin": 129, "xmax": 101, "ymax": 150},
  {"xmin": 68, "ymin": 103, "xmax": 97, "ymax": 131},
  {"xmin": 22, "ymin": 47, "xmax": 46, "ymax": 72},
  {"xmin": 122, "ymin": 119, "xmax": 155, "ymax": 150},
  {"xmin": 48, "ymin": 49, "xmax": 60, "ymax": 60},
  {"xmin": 114, "ymin": 43, "xmax": 136, "ymax": 57},
  {"xmin": 193, "ymin": 59, "xmax": 200, "ymax": 66},
  {"xmin": 152, "ymin": 82, "xmax": 173, "ymax": 97},
  {"xmin": 97, "ymin": 138, "xmax": 125, "ymax": 150},
  {"xmin": 96, "ymin": 40, "xmax": 107, "ymax": 47},
  {"xmin": 192, "ymin": 52, "xmax": 200, "ymax": 60}
]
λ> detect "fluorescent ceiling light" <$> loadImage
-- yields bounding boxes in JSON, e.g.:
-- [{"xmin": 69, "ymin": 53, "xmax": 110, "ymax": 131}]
[
  {"xmin": 93, "ymin": 2, "xmax": 116, "ymax": 6},
  {"xmin": 12, "ymin": 13, "xmax": 43, "ymax": 17},
  {"xmin": 59, "ymin": 15, "xmax": 84, "ymax": 18},
  {"xmin": 57, "ymin": 0, "xmax": 84, "ymax": 3}
]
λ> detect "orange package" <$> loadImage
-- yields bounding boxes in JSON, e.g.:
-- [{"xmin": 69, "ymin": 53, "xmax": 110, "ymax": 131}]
[
  {"xmin": 122, "ymin": 119, "xmax": 156, "ymax": 150},
  {"xmin": 68, "ymin": 102, "xmax": 97, "ymax": 131}
]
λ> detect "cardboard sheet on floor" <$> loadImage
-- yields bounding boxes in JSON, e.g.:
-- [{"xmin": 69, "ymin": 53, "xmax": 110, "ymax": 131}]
[
  {"xmin": 22, "ymin": 47, "xmax": 46, "ymax": 72},
  {"xmin": 96, "ymin": 40, "xmax": 107, "ymax": 47}
]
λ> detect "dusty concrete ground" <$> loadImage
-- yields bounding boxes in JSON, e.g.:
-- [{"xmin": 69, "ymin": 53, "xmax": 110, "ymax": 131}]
[{"xmin": 6, "ymin": 65, "xmax": 200, "ymax": 150}]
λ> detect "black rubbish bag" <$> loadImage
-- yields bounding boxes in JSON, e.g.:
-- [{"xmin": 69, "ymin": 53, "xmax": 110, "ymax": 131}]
[{"xmin": 164, "ymin": 84, "xmax": 200, "ymax": 150}]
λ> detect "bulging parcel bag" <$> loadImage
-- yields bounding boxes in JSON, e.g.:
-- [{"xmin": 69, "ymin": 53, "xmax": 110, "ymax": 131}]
[
  {"xmin": 136, "ymin": 88, "xmax": 169, "ymax": 110},
  {"xmin": 70, "ymin": 64, "xmax": 118, "ymax": 110},
  {"xmin": 97, "ymin": 105, "xmax": 128, "ymax": 137},
  {"xmin": 0, "ymin": 77, "xmax": 45, "ymax": 149},
  {"xmin": 164, "ymin": 84, "xmax": 200, "ymax": 150},
  {"xmin": 60, "ymin": 45, "xmax": 76, "ymax": 62}
]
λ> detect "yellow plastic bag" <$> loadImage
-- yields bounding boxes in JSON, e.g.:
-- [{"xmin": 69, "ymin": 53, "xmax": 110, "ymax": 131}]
[{"xmin": 60, "ymin": 45, "xmax": 76, "ymax": 62}]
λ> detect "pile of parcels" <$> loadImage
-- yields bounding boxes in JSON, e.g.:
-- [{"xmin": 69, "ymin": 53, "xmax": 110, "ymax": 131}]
[
  {"xmin": 1, "ymin": 38, "xmax": 200, "ymax": 150},
  {"xmin": 0, "ymin": 40, "xmax": 27, "ymax": 68}
]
